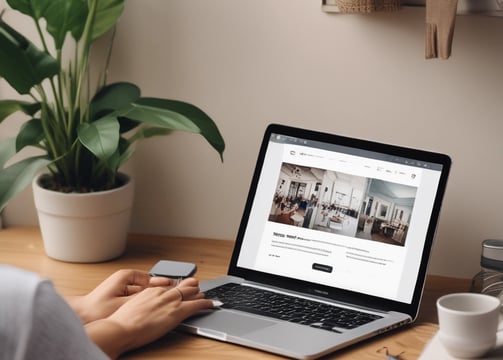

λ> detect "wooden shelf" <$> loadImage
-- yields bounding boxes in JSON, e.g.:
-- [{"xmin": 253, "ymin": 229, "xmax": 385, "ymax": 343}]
[{"xmin": 322, "ymin": 0, "xmax": 503, "ymax": 17}]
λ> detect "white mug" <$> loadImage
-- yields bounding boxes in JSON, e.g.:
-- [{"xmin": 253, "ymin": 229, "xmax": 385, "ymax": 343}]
[{"xmin": 437, "ymin": 292, "xmax": 501, "ymax": 358}]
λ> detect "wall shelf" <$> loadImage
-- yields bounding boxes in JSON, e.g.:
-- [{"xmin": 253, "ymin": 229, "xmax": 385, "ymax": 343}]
[{"xmin": 322, "ymin": 0, "xmax": 503, "ymax": 17}]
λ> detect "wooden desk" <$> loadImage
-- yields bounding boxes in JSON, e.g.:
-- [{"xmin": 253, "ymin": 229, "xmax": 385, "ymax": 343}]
[{"xmin": 0, "ymin": 227, "xmax": 471, "ymax": 360}]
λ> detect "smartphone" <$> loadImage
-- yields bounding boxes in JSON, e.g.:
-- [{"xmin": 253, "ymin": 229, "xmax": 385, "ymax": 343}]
[{"xmin": 149, "ymin": 260, "xmax": 197, "ymax": 279}]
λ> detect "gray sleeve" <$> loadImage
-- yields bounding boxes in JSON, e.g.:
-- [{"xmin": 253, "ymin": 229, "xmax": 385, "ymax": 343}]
[{"xmin": 0, "ymin": 266, "xmax": 109, "ymax": 360}]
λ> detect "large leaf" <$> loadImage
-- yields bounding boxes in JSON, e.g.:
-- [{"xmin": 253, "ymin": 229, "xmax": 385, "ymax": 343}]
[
  {"xmin": 91, "ymin": 0, "xmax": 125, "ymax": 42},
  {"xmin": 8, "ymin": 0, "xmax": 87, "ymax": 48},
  {"xmin": 7, "ymin": 0, "xmax": 124, "ymax": 49},
  {"xmin": 89, "ymin": 82, "xmax": 141, "ymax": 120},
  {"xmin": 0, "ymin": 156, "xmax": 50, "ymax": 211},
  {"xmin": 0, "ymin": 19, "xmax": 59, "ymax": 94},
  {"xmin": 43, "ymin": 0, "xmax": 88, "ymax": 48},
  {"xmin": 78, "ymin": 115, "xmax": 120, "ymax": 161},
  {"xmin": 16, "ymin": 118, "xmax": 44, "ymax": 151},
  {"xmin": 0, "ymin": 138, "xmax": 16, "ymax": 169},
  {"xmin": 119, "ymin": 101, "xmax": 199, "ymax": 132},
  {"xmin": 0, "ymin": 100, "xmax": 40, "ymax": 122},
  {"xmin": 6, "ymin": 0, "xmax": 52, "ymax": 20},
  {"xmin": 131, "ymin": 98, "xmax": 225, "ymax": 160}
]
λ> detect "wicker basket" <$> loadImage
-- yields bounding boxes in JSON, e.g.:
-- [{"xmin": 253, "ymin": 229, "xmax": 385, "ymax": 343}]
[{"xmin": 335, "ymin": 0, "xmax": 401, "ymax": 13}]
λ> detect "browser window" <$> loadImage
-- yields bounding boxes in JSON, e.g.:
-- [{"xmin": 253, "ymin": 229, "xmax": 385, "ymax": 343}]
[{"xmin": 237, "ymin": 133, "xmax": 444, "ymax": 304}]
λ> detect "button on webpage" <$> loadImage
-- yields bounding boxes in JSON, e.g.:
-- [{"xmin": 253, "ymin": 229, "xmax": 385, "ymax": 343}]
[{"xmin": 312, "ymin": 263, "xmax": 333, "ymax": 273}]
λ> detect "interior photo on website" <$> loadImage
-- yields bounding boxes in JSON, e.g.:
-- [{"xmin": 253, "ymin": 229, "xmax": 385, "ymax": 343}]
[{"xmin": 268, "ymin": 163, "xmax": 418, "ymax": 247}]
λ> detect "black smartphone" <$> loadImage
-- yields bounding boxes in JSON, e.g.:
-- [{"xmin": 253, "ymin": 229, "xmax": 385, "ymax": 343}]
[{"xmin": 149, "ymin": 260, "xmax": 197, "ymax": 278}]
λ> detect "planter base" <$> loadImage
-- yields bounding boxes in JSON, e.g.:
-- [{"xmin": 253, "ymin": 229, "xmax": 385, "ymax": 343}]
[{"xmin": 33, "ymin": 173, "xmax": 134, "ymax": 263}]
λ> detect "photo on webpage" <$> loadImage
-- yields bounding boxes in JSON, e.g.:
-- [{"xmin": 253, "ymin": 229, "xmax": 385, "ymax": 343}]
[{"xmin": 268, "ymin": 163, "xmax": 418, "ymax": 247}]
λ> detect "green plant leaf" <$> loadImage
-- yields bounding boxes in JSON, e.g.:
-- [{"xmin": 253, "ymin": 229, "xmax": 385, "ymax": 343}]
[
  {"xmin": 6, "ymin": 0, "xmax": 52, "ymax": 20},
  {"xmin": 131, "ymin": 98, "xmax": 225, "ymax": 160},
  {"xmin": 0, "ymin": 19, "xmax": 59, "ymax": 94},
  {"xmin": 42, "ymin": 0, "xmax": 88, "ymax": 48},
  {"xmin": 89, "ymin": 82, "xmax": 141, "ymax": 120},
  {"xmin": 0, "ymin": 138, "xmax": 16, "ymax": 169},
  {"xmin": 8, "ymin": 0, "xmax": 88, "ymax": 48},
  {"xmin": 0, "ymin": 155, "xmax": 50, "ymax": 211},
  {"xmin": 91, "ymin": 0, "xmax": 125, "ymax": 42},
  {"xmin": 16, "ymin": 118, "xmax": 44, "ymax": 151},
  {"xmin": 78, "ymin": 115, "xmax": 120, "ymax": 161},
  {"xmin": 0, "ymin": 100, "xmax": 40, "ymax": 122}
]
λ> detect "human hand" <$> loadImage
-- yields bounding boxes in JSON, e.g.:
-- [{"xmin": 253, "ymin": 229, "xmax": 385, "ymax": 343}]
[
  {"xmin": 86, "ymin": 278, "xmax": 213, "ymax": 358},
  {"xmin": 69, "ymin": 269, "xmax": 172, "ymax": 323}
]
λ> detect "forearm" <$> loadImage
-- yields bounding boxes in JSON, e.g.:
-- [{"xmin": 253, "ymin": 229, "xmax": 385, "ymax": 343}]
[{"xmin": 85, "ymin": 319, "xmax": 133, "ymax": 359}]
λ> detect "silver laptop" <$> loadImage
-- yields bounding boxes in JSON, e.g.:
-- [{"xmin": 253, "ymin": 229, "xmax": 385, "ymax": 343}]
[{"xmin": 179, "ymin": 124, "xmax": 451, "ymax": 359}]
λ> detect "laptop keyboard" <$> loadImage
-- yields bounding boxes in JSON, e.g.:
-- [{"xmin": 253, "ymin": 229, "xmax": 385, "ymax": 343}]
[{"xmin": 205, "ymin": 283, "xmax": 383, "ymax": 333}]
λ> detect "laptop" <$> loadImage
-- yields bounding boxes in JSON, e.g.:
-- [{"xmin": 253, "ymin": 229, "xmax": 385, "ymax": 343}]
[{"xmin": 179, "ymin": 123, "xmax": 451, "ymax": 359}]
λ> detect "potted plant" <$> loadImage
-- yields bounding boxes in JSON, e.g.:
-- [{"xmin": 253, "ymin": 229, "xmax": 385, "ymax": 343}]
[{"xmin": 0, "ymin": 0, "xmax": 225, "ymax": 262}]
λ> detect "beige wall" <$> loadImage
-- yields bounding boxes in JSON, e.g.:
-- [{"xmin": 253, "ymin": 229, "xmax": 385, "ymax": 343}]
[{"xmin": 2, "ymin": 1, "xmax": 503, "ymax": 278}]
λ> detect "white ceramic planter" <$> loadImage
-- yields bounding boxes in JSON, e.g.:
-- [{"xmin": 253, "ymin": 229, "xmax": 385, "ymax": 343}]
[{"xmin": 32, "ymin": 173, "xmax": 134, "ymax": 263}]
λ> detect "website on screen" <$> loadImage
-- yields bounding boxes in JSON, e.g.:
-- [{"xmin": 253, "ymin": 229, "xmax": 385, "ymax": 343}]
[{"xmin": 237, "ymin": 135, "xmax": 443, "ymax": 303}]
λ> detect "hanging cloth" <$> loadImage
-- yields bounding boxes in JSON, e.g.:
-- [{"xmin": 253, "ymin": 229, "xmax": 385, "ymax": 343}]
[
  {"xmin": 425, "ymin": 0, "xmax": 459, "ymax": 59},
  {"xmin": 335, "ymin": 0, "xmax": 401, "ymax": 13}
]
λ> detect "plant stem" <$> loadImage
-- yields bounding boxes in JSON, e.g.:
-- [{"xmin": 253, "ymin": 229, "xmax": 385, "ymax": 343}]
[
  {"xmin": 73, "ymin": 0, "xmax": 97, "ymax": 123},
  {"xmin": 101, "ymin": 25, "xmax": 117, "ymax": 88}
]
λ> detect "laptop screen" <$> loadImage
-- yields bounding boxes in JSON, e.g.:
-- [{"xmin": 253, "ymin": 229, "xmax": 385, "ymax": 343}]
[{"xmin": 233, "ymin": 124, "xmax": 450, "ymax": 307}]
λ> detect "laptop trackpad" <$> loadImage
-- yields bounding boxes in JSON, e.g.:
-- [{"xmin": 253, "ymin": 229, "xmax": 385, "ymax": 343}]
[{"xmin": 186, "ymin": 310, "xmax": 276, "ymax": 336}]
